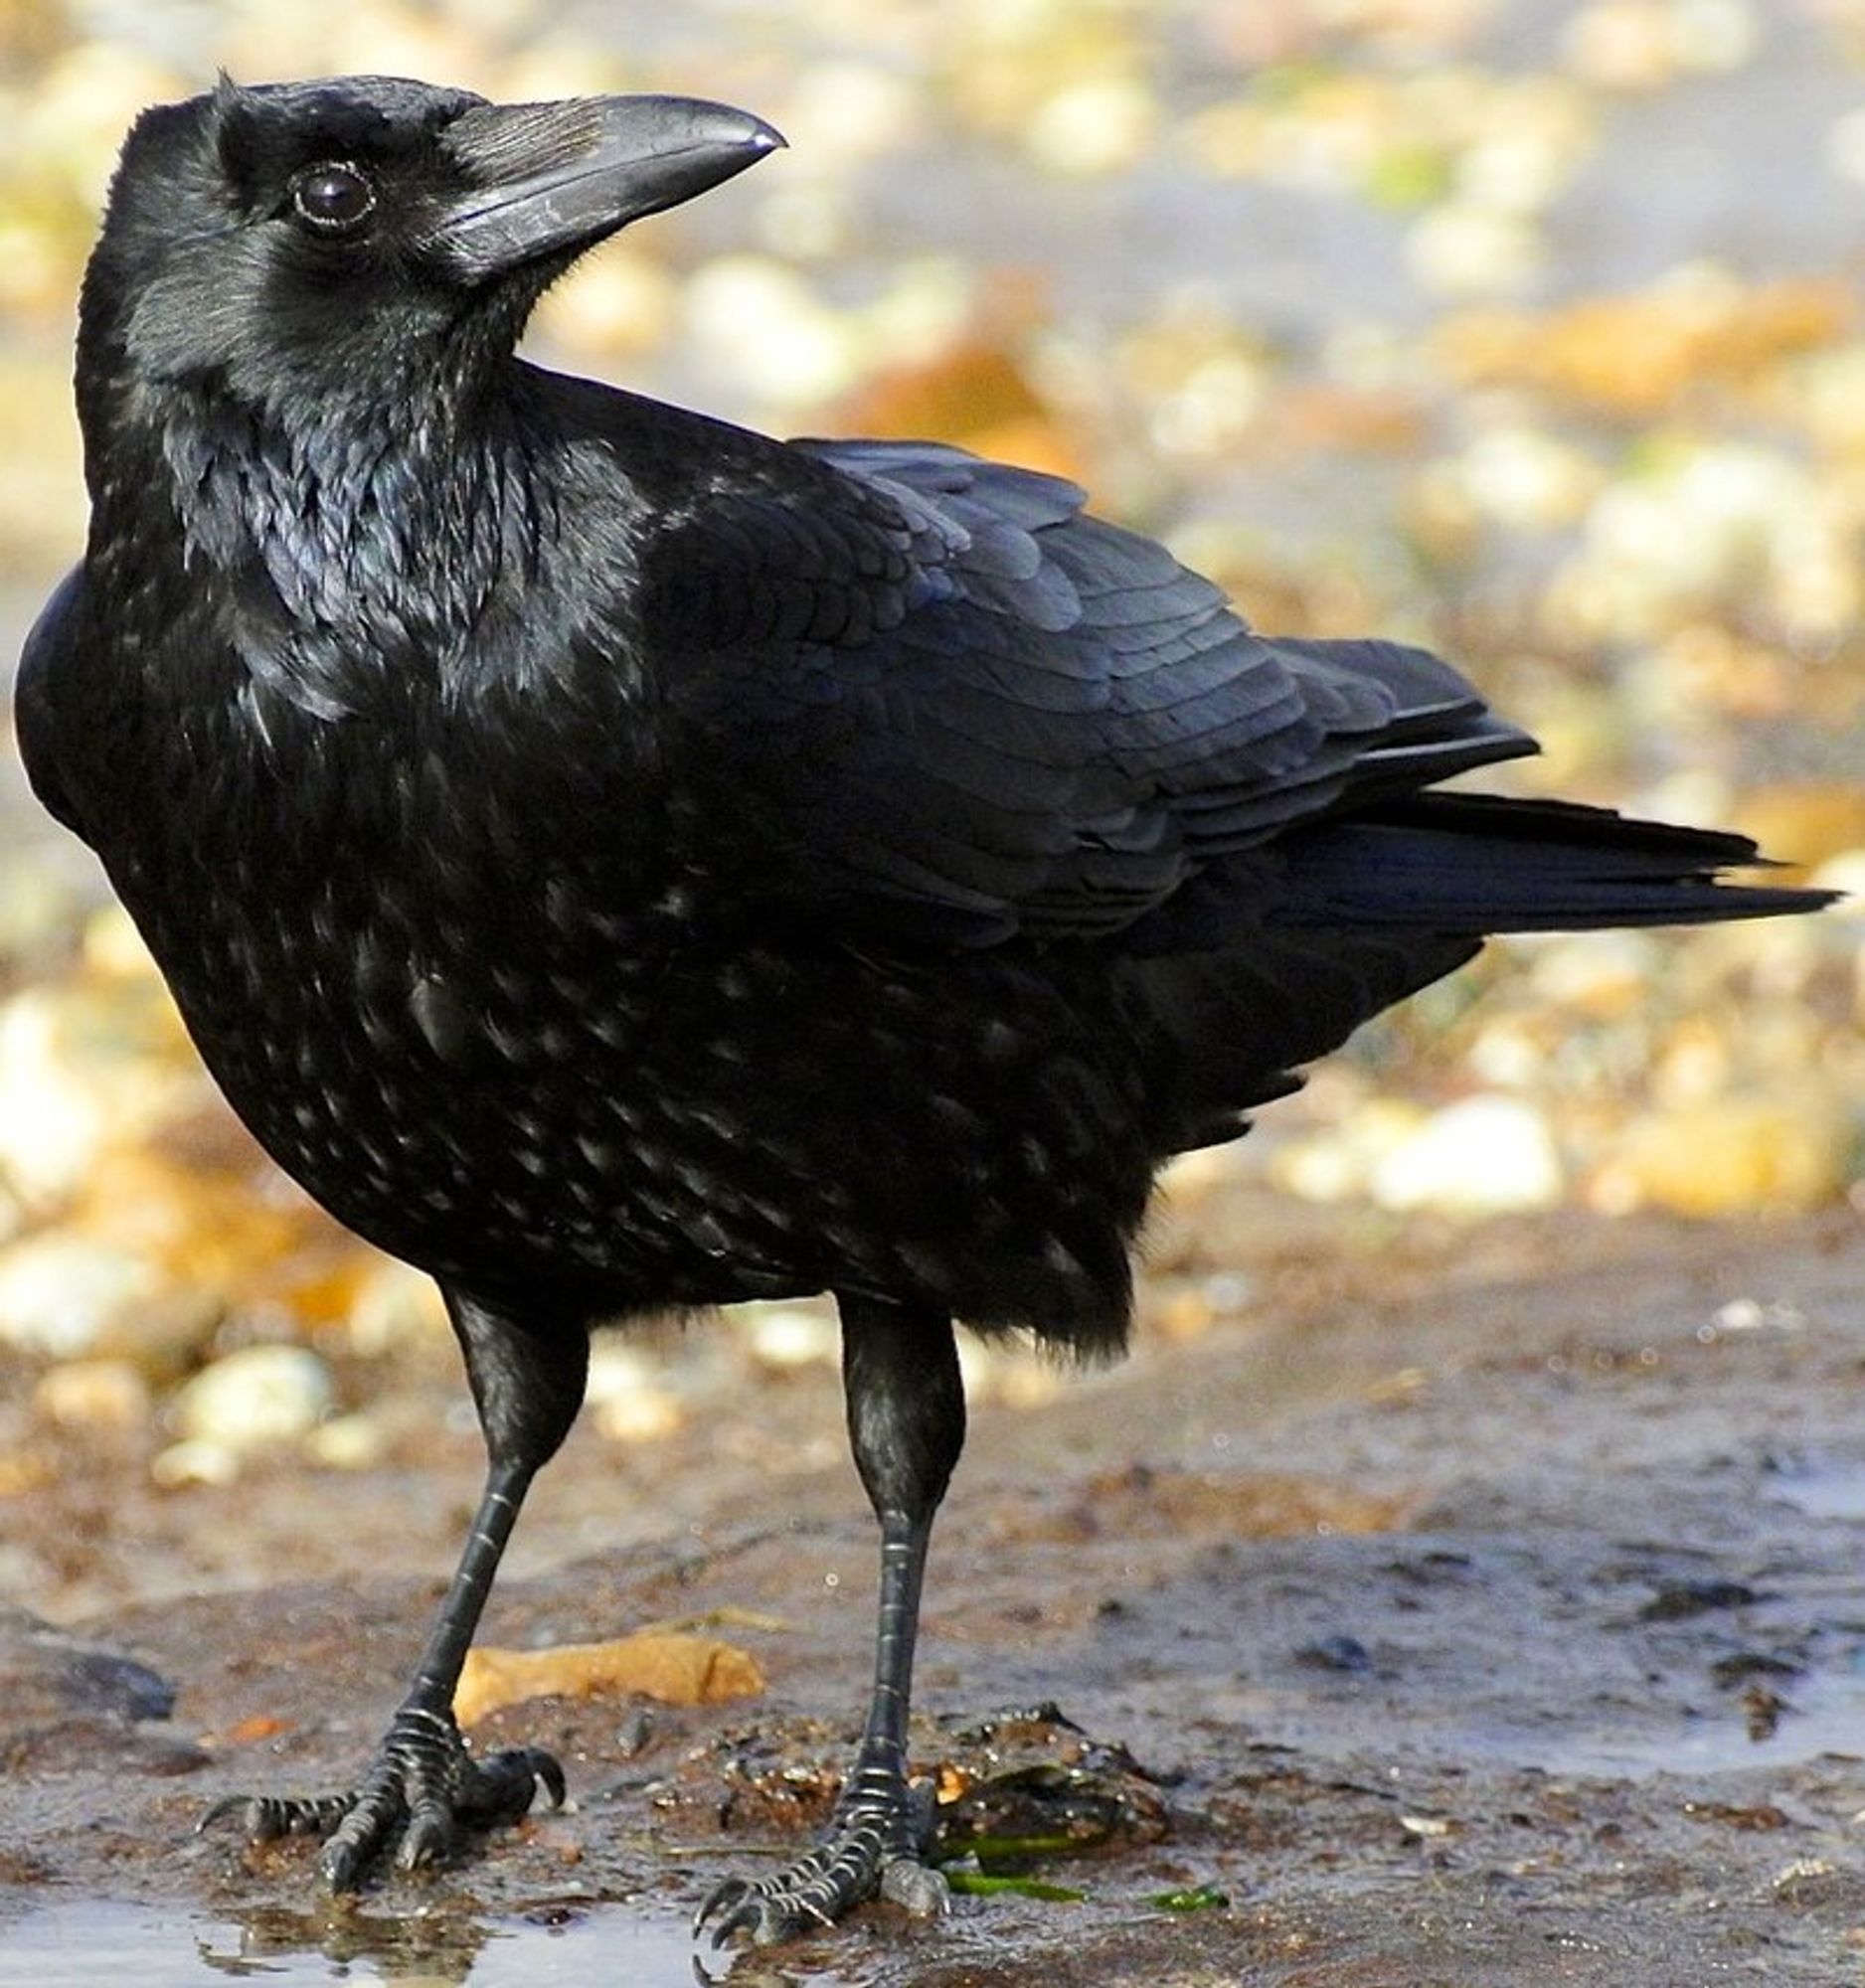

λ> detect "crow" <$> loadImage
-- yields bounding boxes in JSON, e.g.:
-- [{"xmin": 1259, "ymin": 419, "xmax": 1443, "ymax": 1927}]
[{"xmin": 16, "ymin": 75, "xmax": 1831, "ymax": 1944}]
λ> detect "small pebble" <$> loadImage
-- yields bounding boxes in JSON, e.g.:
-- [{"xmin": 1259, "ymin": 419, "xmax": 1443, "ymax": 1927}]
[
  {"xmin": 592, "ymin": 1387, "xmax": 684, "ymax": 1445},
  {"xmin": 33, "ymin": 1358, "xmax": 151, "ymax": 1431},
  {"xmin": 0, "ymin": 1238, "xmax": 162, "ymax": 1361},
  {"xmin": 170, "ymin": 1344, "xmax": 333, "ymax": 1448},
  {"xmin": 1297, "ymin": 1633, "xmax": 1373, "ymax": 1674},
  {"xmin": 303, "ymin": 1411, "xmax": 390, "ymax": 1471},
  {"xmin": 1590, "ymin": 1090, "xmax": 1852, "ymax": 1218},
  {"xmin": 150, "ymin": 1438, "xmax": 240, "ymax": 1489},
  {"xmin": 1369, "ymin": 1094, "xmax": 1565, "ymax": 1216},
  {"xmin": 747, "ymin": 1306, "xmax": 838, "ymax": 1370}
]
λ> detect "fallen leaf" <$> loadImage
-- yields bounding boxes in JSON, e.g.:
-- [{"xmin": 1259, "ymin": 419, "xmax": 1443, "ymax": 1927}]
[
  {"xmin": 208, "ymin": 1714, "xmax": 292, "ymax": 1746},
  {"xmin": 456, "ymin": 1631, "xmax": 765, "ymax": 1727}
]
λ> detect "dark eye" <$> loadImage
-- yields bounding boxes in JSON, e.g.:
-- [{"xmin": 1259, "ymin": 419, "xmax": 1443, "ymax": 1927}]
[{"xmin": 289, "ymin": 162, "xmax": 376, "ymax": 235}]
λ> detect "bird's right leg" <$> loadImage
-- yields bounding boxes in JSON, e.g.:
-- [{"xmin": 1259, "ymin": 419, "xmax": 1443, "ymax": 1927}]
[
  {"xmin": 698, "ymin": 1294, "xmax": 963, "ymax": 1944},
  {"xmin": 203, "ymin": 1289, "xmax": 588, "ymax": 1888}
]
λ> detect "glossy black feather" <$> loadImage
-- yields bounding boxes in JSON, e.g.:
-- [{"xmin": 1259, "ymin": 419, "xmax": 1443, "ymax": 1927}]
[
  {"xmin": 15, "ymin": 566, "xmax": 87, "ymax": 837},
  {"xmin": 642, "ymin": 434, "xmax": 1541, "ymax": 943}
]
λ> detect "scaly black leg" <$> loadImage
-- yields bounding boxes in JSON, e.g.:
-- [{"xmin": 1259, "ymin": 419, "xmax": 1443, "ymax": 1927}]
[
  {"xmin": 204, "ymin": 1289, "xmax": 587, "ymax": 1887},
  {"xmin": 699, "ymin": 1293, "xmax": 964, "ymax": 1945}
]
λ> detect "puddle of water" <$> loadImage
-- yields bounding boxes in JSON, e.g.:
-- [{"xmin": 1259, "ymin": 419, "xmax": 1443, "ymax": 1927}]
[
  {"xmin": 1767, "ymin": 1462, "xmax": 1865, "ymax": 1525},
  {"xmin": 1494, "ymin": 1665, "xmax": 1865, "ymax": 1782},
  {"xmin": 0, "ymin": 1899, "xmax": 763, "ymax": 1988}
]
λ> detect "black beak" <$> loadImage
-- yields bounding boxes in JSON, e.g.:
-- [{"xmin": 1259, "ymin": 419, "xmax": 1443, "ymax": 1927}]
[{"xmin": 435, "ymin": 93, "xmax": 783, "ymax": 281}]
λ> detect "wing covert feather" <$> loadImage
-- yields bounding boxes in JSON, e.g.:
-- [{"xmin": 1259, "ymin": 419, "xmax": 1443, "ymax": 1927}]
[{"xmin": 642, "ymin": 437, "xmax": 1531, "ymax": 940}]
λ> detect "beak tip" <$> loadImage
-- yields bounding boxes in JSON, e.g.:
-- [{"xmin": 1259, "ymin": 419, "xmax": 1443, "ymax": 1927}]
[{"xmin": 720, "ymin": 107, "xmax": 785, "ymax": 162}]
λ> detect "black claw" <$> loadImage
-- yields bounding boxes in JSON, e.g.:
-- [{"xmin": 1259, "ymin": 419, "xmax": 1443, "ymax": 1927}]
[
  {"xmin": 397, "ymin": 1809, "xmax": 453, "ymax": 1872},
  {"xmin": 693, "ymin": 1876, "xmax": 751, "ymax": 1936},
  {"xmin": 528, "ymin": 1747, "xmax": 569, "ymax": 1809},
  {"xmin": 200, "ymin": 1712, "xmax": 564, "ymax": 1891},
  {"xmin": 709, "ymin": 1904, "xmax": 759, "ymax": 1947},
  {"xmin": 321, "ymin": 1836, "xmax": 365, "ymax": 1893},
  {"xmin": 198, "ymin": 1793, "xmax": 255, "ymax": 1838},
  {"xmin": 698, "ymin": 1784, "xmax": 945, "ymax": 1946},
  {"xmin": 695, "ymin": 1873, "xmax": 804, "ymax": 1949}
]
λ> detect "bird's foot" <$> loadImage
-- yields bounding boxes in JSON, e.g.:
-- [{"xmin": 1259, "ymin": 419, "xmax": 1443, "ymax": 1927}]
[
  {"xmin": 696, "ymin": 1777, "xmax": 947, "ymax": 1946},
  {"xmin": 202, "ymin": 1703, "xmax": 564, "ymax": 1889}
]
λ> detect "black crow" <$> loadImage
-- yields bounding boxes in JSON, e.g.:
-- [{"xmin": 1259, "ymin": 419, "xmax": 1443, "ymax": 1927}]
[{"xmin": 16, "ymin": 75, "xmax": 1831, "ymax": 1944}]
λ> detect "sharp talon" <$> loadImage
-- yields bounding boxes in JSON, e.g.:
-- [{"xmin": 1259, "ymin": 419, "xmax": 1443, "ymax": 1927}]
[
  {"xmin": 712, "ymin": 1903, "xmax": 766, "ymax": 1949},
  {"xmin": 454, "ymin": 1742, "xmax": 564, "ymax": 1830},
  {"xmin": 396, "ymin": 1807, "xmax": 451, "ymax": 1872},
  {"xmin": 197, "ymin": 1795, "xmax": 252, "ymax": 1837},
  {"xmin": 693, "ymin": 1883, "xmax": 730, "ymax": 1933},
  {"xmin": 320, "ymin": 1832, "xmax": 370, "ymax": 1893},
  {"xmin": 529, "ymin": 1748, "xmax": 568, "ymax": 1808}
]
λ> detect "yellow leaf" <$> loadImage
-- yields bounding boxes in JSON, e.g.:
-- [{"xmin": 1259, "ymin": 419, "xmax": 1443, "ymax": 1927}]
[{"xmin": 456, "ymin": 1632, "xmax": 765, "ymax": 1727}]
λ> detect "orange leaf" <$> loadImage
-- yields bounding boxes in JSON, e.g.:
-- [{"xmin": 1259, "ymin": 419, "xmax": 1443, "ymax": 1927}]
[{"xmin": 456, "ymin": 1632, "xmax": 765, "ymax": 1727}]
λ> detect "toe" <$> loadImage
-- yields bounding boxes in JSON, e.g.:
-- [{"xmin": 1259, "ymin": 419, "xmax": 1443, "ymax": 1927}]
[
  {"xmin": 320, "ymin": 1831, "xmax": 369, "ymax": 1892},
  {"xmin": 458, "ymin": 1743, "xmax": 563, "ymax": 1827},
  {"xmin": 396, "ymin": 1803, "xmax": 455, "ymax": 1872},
  {"xmin": 202, "ymin": 1790, "xmax": 354, "ymax": 1846}
]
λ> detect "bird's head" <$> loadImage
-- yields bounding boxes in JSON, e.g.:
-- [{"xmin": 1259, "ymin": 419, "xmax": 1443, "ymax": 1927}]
[{"xmin": 78, "ymin": 73, "xmax": 781, "ymax": 436}]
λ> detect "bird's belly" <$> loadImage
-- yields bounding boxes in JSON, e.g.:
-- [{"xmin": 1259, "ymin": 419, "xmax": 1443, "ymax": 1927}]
[
  {"xmin": 135, "ymin": 891, "xmax": 748, "ymax": 1304},
  {"xmin": 131, "ymin": 877, "xmax": 1158, "ymax": 1342}
]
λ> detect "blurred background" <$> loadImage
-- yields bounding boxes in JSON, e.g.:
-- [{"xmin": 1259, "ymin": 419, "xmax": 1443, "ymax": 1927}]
[{"xmin": 0, "ymin": 0, "xmax": 1860, "ymax": 1622}]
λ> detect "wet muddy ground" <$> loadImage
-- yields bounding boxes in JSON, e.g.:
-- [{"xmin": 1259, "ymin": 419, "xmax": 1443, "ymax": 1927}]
[{"xmin": 4, "ymin": 1194, "xmax": 1865, "ymax": 1985}]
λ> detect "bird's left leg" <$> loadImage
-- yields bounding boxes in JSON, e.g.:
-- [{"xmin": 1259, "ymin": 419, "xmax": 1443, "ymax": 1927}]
[
  {"xmin": 698, "ymin": 1293, "xmax": 963, "ymax": 1945},
  {"xmin": 204, "ymin": 1289, "xmax": 587, "ymax": 1887}
]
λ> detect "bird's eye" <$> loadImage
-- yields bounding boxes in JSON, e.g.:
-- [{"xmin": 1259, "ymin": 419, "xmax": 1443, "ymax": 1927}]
[{"xmin": 289, "ymin": 163, "xmax": 377, "ymax": 235}]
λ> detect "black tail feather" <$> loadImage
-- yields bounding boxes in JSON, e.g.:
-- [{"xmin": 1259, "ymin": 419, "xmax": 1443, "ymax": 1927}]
[{"xmin": 1273, "ymin": 792, "xmax": 1836, "ymax": 933}]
